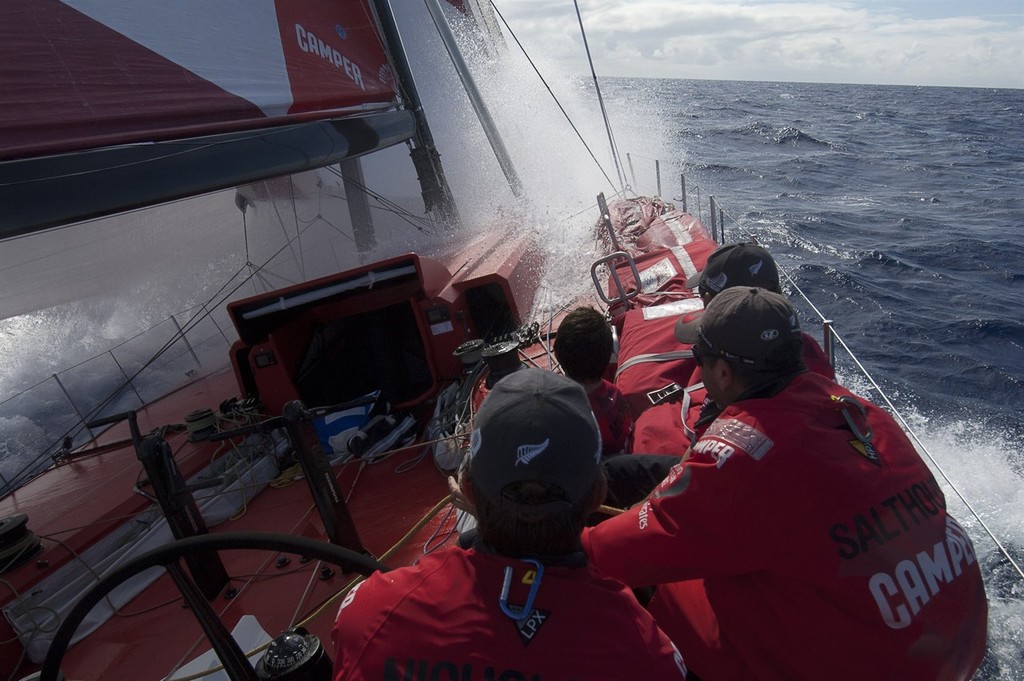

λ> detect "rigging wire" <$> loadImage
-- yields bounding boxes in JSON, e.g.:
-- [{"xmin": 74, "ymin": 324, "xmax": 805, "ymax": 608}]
[
  {"xmin": 571, "ymin": 0, "xmax": 625, "ymax": 191},
  {"xmin": 321, "ymin": 165, "xmax": 438, "ymax": 234},
  {"xmin": 488, "ymin": 1, "xmax": 618, "ymax": 192},
  {"xmin": 267, "ymin": 182, "xmax": 306, "ymax": 282},
  {"xmin": 313, "ymin": 213, "xmax": 358, "ymax": 244},
  {"xmin": 6, "ymin": 153, "xmax": 439, "ymax": 490},
  {"xmin": 3, "ymin": 3, "xmax": 1015, "ymax": 599},
  {"xmin": 16, "ymin": 152, "xmax": 440, "ymax": 477},
  {"xmin": 287, "ymin": 176, "xmax": 306, "ymax": 281},
  {"xmin": 6, "ymin": 0, "xmax": 636, "ymax": 489},
  {"xmin": 3, "ymin": 208, "xmax": 330, "ymax": 487}
]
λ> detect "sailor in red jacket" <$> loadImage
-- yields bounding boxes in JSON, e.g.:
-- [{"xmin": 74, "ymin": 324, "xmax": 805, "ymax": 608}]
[
  {"xmin": 676, "ymin": 242, "xmax": 835, "ymax": 450},
  {"xmin": 585, "ymin": 287, "xmax": 988, "ymax": 681},
  {"xmin": 630, "ymin": 242, "xmax": 834, "ymax": 457},
  {"xmin": 682, "ymin": 242, "xmax": 834, "ymax": 383},
  {"xmin": 331, "ymin": 368, "xmax": 687, "ymax": 681},
  {"xmin": 554, "ymin": 306, "xmax": 634, "ymax": 457}
]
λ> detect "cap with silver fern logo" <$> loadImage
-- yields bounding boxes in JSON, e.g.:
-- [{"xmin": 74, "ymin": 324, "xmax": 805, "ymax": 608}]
[{"xmin": 469, "ymin": 368, "xmax": 602, "ymax": 514}]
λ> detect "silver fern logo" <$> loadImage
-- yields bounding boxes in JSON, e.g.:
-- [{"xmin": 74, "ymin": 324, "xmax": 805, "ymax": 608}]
[
  {"xmin": 705, "ymin": 272, "xmax": 728, "ymax": 292},
  {"xmin": 515, "ymin": 439, "xmax": 550, "ymax": 466},
  {"xmin": 749, "ymin": 260, "xmax": 763, "ymax": 276}
]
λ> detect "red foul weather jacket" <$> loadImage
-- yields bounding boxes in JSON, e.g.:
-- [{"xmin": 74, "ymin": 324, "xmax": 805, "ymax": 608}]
[
  {"xmin": 631, "ymin": 332, "xmax": 835, "ymax": 457},
  {"xmin": 589, "ymin": 378, "xmax": 634, "ymax": 457},
  {"xmin": 331, "ymin": 540, "xmax": 688, "ymax": 681},
  {"xmin": 584, "ymin": 371, "xmax": 988, "ymax": 681}
]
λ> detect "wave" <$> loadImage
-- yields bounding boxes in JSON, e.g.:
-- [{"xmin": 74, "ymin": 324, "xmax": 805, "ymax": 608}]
[{"xmin": 737, "ymin": 121, "xmax": 834, "ymax": 147}]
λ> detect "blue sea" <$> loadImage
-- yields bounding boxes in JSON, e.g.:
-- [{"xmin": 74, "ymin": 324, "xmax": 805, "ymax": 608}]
[{"xmin": 598, "ymin": 79, "xmax": 1022, "ymax": 680}]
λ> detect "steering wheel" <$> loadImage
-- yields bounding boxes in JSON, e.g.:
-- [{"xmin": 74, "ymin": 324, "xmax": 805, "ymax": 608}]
[{"xmin": 40, "ymin": 532, "xmax": 389, "ymax": 681}]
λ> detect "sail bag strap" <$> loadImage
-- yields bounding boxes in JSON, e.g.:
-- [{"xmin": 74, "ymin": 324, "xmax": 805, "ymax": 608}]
[{"xmin": 614, "ymin": 349, "xmax": 694, "ymax": 380}]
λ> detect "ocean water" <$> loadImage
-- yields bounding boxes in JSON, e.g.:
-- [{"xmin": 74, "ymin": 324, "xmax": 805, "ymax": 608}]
[{"xmin": 599, "ymin": 79, "xmax": 1022, "ymax": 680}]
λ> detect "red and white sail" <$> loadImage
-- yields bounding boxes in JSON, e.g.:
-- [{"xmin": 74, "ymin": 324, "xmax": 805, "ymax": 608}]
[{"xmin": 0, "ymin": 0, "xmax": 398, "ymax": 162}]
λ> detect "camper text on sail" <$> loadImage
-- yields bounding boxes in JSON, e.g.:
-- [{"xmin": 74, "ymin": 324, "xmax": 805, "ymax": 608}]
[{"xmin": 295, "ymin": 24, "xmax": 365, "ymax": 90}]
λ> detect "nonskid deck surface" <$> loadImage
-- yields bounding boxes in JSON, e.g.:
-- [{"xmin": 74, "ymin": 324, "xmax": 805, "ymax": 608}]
[{"xmin": 0, "ymin": 366, "xmax": 457, "ymax": 679}]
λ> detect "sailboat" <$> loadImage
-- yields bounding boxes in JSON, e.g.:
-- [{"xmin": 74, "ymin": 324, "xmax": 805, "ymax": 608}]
[
  {"xmin": 0, "ymin": 2, "xmax": 616, "ymax": 678},
  {"xmin": 0, "ymin": 2, "xmax": 1015, "ymax": 680}
]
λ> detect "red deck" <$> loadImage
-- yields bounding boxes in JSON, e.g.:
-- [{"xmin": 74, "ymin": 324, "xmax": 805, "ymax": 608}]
[{"xmin": 0, "ymin": 372, "xmax": 456, "ymax": 678}]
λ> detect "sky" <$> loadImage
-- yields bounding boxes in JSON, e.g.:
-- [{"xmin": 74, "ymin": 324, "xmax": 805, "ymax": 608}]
[{"xmin": 494, "ymin": 0, "xmax": 1024, "ymax": 89}]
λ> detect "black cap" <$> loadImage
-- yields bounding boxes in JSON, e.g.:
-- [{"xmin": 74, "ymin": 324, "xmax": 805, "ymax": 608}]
[
  {"xmin": 677, "ymin": 287, "xmax": 801, "ymax": 365},
  {"xmin": 685, "ymin": 243, "xmax": 780, "ymax": 296},
  {"xmin": 469, "ymin": 368, "xmax": 602, "ymax": 513}
]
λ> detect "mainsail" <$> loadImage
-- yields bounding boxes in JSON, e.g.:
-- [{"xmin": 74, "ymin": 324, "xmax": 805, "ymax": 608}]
[{"xmin": 0, "ymin": 0, "xmax": 416, "ymax": 239}]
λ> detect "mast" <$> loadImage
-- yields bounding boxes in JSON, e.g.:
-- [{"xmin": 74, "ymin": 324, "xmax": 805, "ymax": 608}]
[
  {"xmin": 340, "ymin": 157, "xmax": 376, "ymax": 252},
  {"xmin": 423, "ymin": 0, "xmax": 523, "ymax": 198},
  {"xmin": 370, "ymin": 0, "xmax": 461, "ymax": 227}
]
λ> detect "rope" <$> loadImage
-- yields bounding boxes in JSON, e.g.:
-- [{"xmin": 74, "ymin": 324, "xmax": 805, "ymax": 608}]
[
  {"xmin": 0, "ymin": 576, "xmax": 58, "ymax": 681},
  {"xmin": 0, "ymin": 531, "xmax": 40, "ymax": 572}
]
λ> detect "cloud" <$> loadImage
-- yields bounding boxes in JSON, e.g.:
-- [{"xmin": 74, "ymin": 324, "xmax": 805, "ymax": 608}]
[{"xmin": 496, "ymin": 1, "xmax": 1024, "ymax": 88}]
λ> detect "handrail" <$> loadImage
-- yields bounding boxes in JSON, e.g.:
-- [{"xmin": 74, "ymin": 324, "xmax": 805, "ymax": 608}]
[
  {"xmin": 2, "ymin": 203, "xmax": 334, "ymax": 497},
  {"xmin": 0, "ymin": 305, "xmax": 235, "ymax": 497}
]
